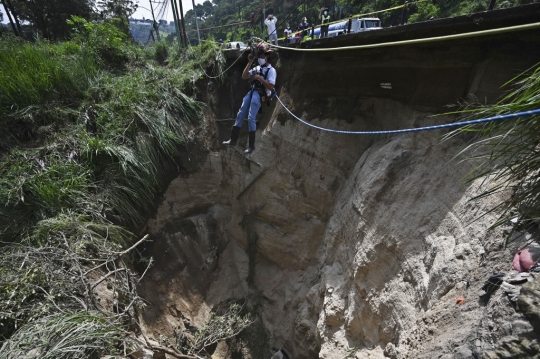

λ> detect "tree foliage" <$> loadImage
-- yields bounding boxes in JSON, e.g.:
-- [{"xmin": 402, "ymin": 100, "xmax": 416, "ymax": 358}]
[
  {"xmin": 97, "ymin": 0, "xmax": 139, "ymax": 35},
  {"xmin": 9, "ymin": 0, "xmax": 94, "ymax": 40}
]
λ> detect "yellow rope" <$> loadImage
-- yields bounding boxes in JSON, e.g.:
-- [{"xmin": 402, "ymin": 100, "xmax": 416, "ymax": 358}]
[
  {"xmin": 267, "ymin": 22, "xmax": 540, "ymax": 52},
  {"xmin": 278, "ymin": 0, "xmax": 428, "ymax": 41}
]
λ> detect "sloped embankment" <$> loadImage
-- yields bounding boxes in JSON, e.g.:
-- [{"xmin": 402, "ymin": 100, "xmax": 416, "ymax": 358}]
[{"xmin": 138, "ymin": 10, "xmax": 540, "ymax": 359}]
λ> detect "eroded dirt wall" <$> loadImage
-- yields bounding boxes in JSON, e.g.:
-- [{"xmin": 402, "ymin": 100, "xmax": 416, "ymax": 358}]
[{"xmin": 138, "ymin": 17, "xmax": 540, "ymax": 359}]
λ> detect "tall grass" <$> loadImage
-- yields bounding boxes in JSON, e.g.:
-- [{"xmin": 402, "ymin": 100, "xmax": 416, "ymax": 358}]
[
  {"xmin": 0, "ymin": 28, "xmax": 209, "ymax": 352},
  {"xmin": 445, "ymin": 63, "xmax": 540, "ymax": 241},
  {"xmin": 81, "ymin": 67, "xmax": 202, "ymax": 226},
  {"xmin": 0, "ymin": 41, "xmax": 97, "ymax": 122},
  {"xmin": 0, "ymin": 65, "xmax": 203, "ymax": 238}
]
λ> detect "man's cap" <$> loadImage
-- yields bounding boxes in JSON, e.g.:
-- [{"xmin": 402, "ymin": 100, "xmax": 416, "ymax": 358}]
[{"xmin": 302, "ymin": 17, "xmax": 307, "ymax": 21}]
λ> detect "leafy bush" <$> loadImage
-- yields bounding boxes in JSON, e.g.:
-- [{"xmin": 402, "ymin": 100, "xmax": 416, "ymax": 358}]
[
  {"xmin": 407, "ymin": 3, "xmax": 439, "ymax": 23},
  {"xmin": 0, "ymin": 65, "xmax": 202, "ymax": 239},
  {"xmin": 0, "ymin": 143, "xmax": 99, "ymax": 240},
  {"xmin": 154, "ymin": 41, "xmax": 169, "ymax": 65},
  {"xmin": 81, "ymin": 67, "xmax": 202, "ymax": 225},
  {"xmin": 68, "ymin": 16, "xmax": 130, "ymax": 69}
]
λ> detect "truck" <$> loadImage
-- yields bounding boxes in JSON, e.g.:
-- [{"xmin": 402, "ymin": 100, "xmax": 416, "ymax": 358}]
[{"xmin": 311, "ymin": 17, "xmax": 382, "ymax": 39}]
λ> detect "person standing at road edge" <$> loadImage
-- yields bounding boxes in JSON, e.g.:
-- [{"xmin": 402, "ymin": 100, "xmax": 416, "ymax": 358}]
[
  {"xmin": 265, "ymin": 14, "xmax": 278, "ymax": 45},
  {"xmin": 298, "ymin": 16, "xmax": 310, "ymax": 39},
  {"xmin": 283, "ymin": 24, "xmax": 292, "ymax": 43},
  {"xmin": 319, "ymin": 8, "xmax": 330, "ymax": 38}
]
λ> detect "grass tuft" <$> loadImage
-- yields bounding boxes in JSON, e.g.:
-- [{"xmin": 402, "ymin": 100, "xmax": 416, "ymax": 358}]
[
  {"xmin": 0, "ymin": 312, "xmax": 124, "ymax": 359},
  {"xmin": 445, "ymin": 63, "xmax": 540, "ymax": 243},
  {"xmin": 0, "ymin": 41, "xmax": 97, "ymax": 124}
]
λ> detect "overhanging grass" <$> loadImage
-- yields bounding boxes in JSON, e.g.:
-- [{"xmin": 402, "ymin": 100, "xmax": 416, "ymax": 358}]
[
  {"xmin": 0, "ymin": 64, "xmax": 203, "ymax": 239},
  {"xmin": 82, "ymin": 67, "xmax": 202, "ymax": 225},
  {"xmin": 445, "ymin": 63, "xmax": 540, "ymax": 241}
]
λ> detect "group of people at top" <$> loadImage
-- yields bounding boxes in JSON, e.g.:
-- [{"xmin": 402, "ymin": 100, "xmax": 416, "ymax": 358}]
[{"xmin": 264, "ymin": 7, "xmax": 332, "ymax": 45}]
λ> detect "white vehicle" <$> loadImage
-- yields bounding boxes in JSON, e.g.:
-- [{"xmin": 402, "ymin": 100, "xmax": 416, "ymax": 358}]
[
  {"xmin": 312, "ymin": 17, "xmax": 382, "ymax": 38},
  {"xmin": 225, "ymin": 41, "xmax": 248, "ymax": 50}
]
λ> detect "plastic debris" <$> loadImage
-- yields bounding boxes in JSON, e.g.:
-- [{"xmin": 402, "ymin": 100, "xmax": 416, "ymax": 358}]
[
  {"xmin": 480, "ymin": 273, "xmax": 505, "ymax": 304},
  {"xmin": 501, "ymin": 281, "xmax": 521, "ymax": 301},
  {"xmin": 512, "ymin": 245, "xmax": 540, "ymax": 272}
]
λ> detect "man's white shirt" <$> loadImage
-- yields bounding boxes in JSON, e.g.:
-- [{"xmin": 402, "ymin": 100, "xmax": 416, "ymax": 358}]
[
  {"xmin": 249, "ymin": 65, "xmax": 276, "ymax": 97},
  {"xmin": 264, "ymin": 17, "xmax": 277, "ymax": 35}
]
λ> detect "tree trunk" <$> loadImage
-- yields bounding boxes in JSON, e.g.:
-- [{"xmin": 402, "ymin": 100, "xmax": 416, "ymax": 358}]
[
  {"xmin": 3, "ymin": 0, "xmax": 23, "ymax": 37},
  {"xmin": 1, "ymin": 0, "xmax": 19, "ymax": 36}
]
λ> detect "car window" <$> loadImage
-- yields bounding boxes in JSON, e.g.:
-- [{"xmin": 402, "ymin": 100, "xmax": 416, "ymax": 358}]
[{"xmin": 365, "ymin": 20, "xmax": 379, "ymax": 28}]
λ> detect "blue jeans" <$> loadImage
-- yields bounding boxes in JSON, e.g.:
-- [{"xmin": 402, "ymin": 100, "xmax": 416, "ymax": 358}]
[
  {"xmin": 269, "ymin": 32, "xmax": 278, "ymax": 45},
  {"xmin": 234, "ymin": 89, "xmax": 261, "ymax": 132}
]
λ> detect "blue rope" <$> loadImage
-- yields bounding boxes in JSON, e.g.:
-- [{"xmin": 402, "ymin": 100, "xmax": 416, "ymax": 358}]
[{"xmin": 275, "ymin": 95, "xmax": 540, "ymax": 135}]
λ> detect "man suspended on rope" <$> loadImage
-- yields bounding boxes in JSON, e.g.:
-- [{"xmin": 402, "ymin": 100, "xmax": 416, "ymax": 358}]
[
  {"xmin": 319, "ymin": 7, "xmax": 330, "ymax": 38},
  {"xmin": 265, "ymin": 14, "xmax": 278, "ymax": 45},
  {"xmin": 223, "ymin": 43, "xmax": 277, "ymax": 154}
]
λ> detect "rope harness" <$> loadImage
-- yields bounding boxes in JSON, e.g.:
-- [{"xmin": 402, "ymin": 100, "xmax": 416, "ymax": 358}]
[{"xmin": 249, "ymin": 65, "xmax": 276, "ymax": 109}]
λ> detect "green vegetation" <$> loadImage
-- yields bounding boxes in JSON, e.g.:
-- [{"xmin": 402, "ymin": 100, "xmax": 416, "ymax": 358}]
[
  {"xmin": 446, "ymin": 63, "xmax": 540, "ymax": 244},
  {"xmin": 3, "ymin": 0, "xmax": 137, "ymax": 40},
  {"xmin": 0, "ymin": 14, "xmax": 226, "ymax": 357},
  {"xmin": 0, "ymin": 41, "xmax": 93, "ymax": 131},
  {"xmin": 2, "ymin": 0, "xmax": 539, "ymax": 356},
  {"xmin": 4, "ymin": 0, "xmax": 94, "ymax": 40}
]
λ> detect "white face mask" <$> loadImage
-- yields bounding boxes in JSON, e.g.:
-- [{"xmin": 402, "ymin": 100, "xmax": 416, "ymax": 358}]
[
  {"xmin": 258, "ymin": 57, "xmax": 266, "ymax": 66},
  {"xmin": 323, "ymin": 11, "xmax": 327, "ymax": 15}
]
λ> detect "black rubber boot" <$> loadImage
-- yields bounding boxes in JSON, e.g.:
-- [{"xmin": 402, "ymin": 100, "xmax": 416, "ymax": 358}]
[
  {"xmin": 244, "ymin": 131, "xmax": 256, "ymax": 154},
  {"xmin": 223, "ymin": 126, "xmax": 241, "ymax": 146}
]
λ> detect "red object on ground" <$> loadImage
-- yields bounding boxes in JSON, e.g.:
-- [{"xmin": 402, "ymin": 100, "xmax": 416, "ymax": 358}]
[
  {"xmin": 456, "ymin": 297, "xmax": 464, "ymax": 305},
  {"xmin": 512, "ymin": 249, "xmax": 536, "ymax": 272}
]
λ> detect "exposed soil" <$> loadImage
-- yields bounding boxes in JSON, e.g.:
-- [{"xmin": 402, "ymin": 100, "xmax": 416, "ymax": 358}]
[{"xmin": 137, "ymin": 7, "xmax": 540, "ymax": 359}]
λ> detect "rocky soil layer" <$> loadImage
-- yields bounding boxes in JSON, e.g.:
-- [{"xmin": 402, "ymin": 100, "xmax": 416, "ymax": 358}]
[{"xmin": 137, "ymin": 15, "xmax": 540, "ymax": 359}]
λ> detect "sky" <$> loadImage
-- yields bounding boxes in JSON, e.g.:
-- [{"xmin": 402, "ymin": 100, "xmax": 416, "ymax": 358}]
[
  {"xmin": 0, "ymin": 1, "xmax": 204, "ymax": 24},
  {"xmin": 133, "ymin": 0, "xmax": 205, "ymax": 22}
]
